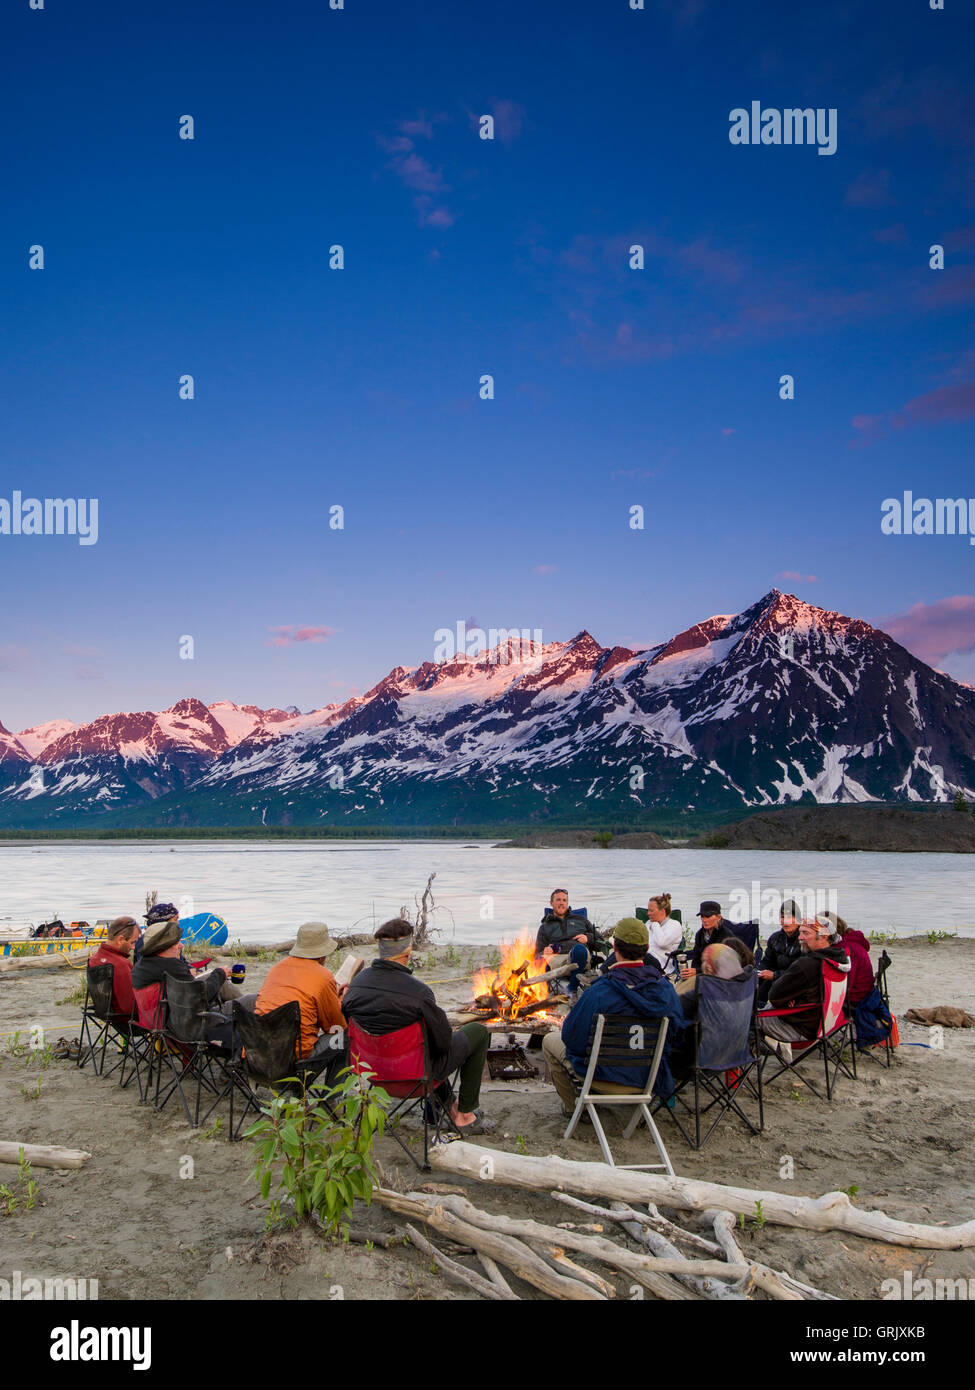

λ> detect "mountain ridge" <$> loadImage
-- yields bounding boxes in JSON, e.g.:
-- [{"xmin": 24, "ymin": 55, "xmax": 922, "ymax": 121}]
[{"xmin": 3, "ymin": 590, "xmax": 973, "ymax": 828}]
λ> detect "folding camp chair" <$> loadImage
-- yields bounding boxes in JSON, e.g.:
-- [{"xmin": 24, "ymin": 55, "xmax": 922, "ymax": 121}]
[
  {"xmin": 659, "ymin": 970, "xmax": 764, "ymax": 1150},
  {"xmin": 77, "ymin": 963, "xmax": 151, "ymax": 1098},
  {"xmin": 147, "ymin": 975, "xmax": 235, "ymax": 1126},
  {"xmin": 854, "ymin": 950, "xmax": 896, "ymax": 1067},
  {"xmin": 634, "ymin": 907, "xmax": 685, "ymax": 980},
  {"xmin": 225, "ymin": 1001, "xmax": 342, "ymax": 1141},
  {"xmin": 563, "ymin": 1013, "xmax": 674, "ymax": 1173},
  {"xmin": 760, "ymin": 959, "xmax": 857, "ymax": 1100},
  {"xmin": 348, "ymin": 1018, "xmax": 460, "ymax": 1172}
]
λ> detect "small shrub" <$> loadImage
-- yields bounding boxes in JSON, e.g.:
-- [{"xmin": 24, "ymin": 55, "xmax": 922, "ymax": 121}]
[
  {"xmin": 247, "ymin": 1069, "xmax": 389, "ymax": 1240},
  {"xmin": 20, "ymin": 1075, "xmax": 43, "ymax": 1101},
  {"xmin": 1, "ymin": 1151, "xmax": 38, "ymax": 1215},
  {"xmin": 925, "ymin": 930, "xmax": 956, "ymax": 944},
  {"xmin": 593, "ymin": 831, "xmax": 613, "ymax": 849}
]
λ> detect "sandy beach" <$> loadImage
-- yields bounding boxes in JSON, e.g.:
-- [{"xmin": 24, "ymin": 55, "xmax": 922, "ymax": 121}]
[{"xmin": 1, "ymin": 936, "xmax": 973, "ymax": 1302}]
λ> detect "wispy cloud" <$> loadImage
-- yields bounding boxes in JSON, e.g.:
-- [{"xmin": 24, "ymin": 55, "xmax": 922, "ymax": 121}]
[
  {"xmin": 533, "ymin": 564, "xmax": 557, "ymax": 575},
  {"xmin": 844, "ymin": 169, "xmax": 894, "ymax": 208},
  {"xmin": 377, "ymin": 113, "xmax": 454, "ymax": 228},
  {"xmin": 63, "ymin": 643, "xmax": 104, "ymax": 681},
  {"xmin": 852, "ymin": 377, "xmax": 975, "ymax": 442},
  {"xmin": 268, "ymin": 625, "xmax": 336, "ymax": 648},
  {"xmin": 880, "ymin": 596, "xmax": 975, "ymax": 666},
  {"xmin": 777, "ymin": 571, "xmax": 818, "ymax": 584}
]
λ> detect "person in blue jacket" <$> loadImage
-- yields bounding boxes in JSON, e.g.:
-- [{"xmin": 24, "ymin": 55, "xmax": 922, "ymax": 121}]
[{"xmin": 542, "ymin": 917, "xmax": 685, "ymax": 1115}]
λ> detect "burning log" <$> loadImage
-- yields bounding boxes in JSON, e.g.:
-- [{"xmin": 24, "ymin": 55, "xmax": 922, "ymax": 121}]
[{"xmin": 521, "ymin": 959, "xmax": 578, "ymax": 989}]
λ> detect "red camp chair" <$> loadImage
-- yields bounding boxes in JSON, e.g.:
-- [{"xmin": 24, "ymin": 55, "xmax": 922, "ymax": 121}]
[
  {"xmin": 760, "ymin": 959, "xmax": 857, "ymax": 1100},
  {"xmin": 348, "ymin": 1019, "xmax": 459, "ymax": 1171}
]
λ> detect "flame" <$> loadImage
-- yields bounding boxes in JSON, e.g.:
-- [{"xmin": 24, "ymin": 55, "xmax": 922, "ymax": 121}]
[{"xmin": 471, "ymin": 934, "xmax": 559, "ymax": 1021}]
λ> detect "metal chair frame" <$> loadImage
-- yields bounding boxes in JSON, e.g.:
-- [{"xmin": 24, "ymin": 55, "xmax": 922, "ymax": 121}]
[{"xmin": 564, "ymin": 1012, "xmax": 674, "ymax": 1173}]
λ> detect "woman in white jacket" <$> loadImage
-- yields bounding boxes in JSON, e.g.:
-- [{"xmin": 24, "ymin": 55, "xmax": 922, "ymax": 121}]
[{"xmin": 646, "ymin": 893, "xmax": 683, "ymax": 975}]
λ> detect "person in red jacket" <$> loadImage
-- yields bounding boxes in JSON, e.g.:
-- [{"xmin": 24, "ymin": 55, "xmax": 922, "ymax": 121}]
[
  {"xmin": 88, "ymin": 916, "xmax": 141, "ymax": 1017},
  {"xmin": 823, "ymin": 912, "xmax": 874, "ymax": 1005}
]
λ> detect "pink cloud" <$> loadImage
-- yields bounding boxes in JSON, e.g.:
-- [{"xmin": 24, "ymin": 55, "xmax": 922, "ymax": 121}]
[
  {"xmin": 675, "ymin": 237, "xmax": 743, "ymax": 284},
  {"xmin": 399, "ymin": 117, "xmax": 434, "ymax": 140},
  {"xmin": 777, "ymin": 571, "xmax": 818, "ymax": 584},
  {"xmin": 880, "ymin": 596, "xmax": 975, "ymax": 666},
  {"xmin": 414, "ymin": 198, "xmax": 454, "ymax": 228},
  {"xmin": 892, "ymin": 379, "xmax": 975, "ymax": 429},
  {"xmin": 850, "ymin": 373, "xmax": 975, "ymax": 444},
  {"xmin": 392, "ymin": 153, "xmax": 445, "ymax": 193},
  {"xmin": 873, "ymin": 223, "xmax": 908, "ymax": 245},
  {"xmin": 492, "ymin": 99, "xmax": 525, "ymax": 144},
  {"xmin": 844, "ymin": 169, "xmax": 894, "ymax": 208},
  {"xmin": 722, "ymin": 427, "xmax": 735, "ymax": 436},
  {"xmin": 268, "ymin": 625, "xmax": 336, "ymax": 648},
  {"xmin": 534, "ymin": 564, "xmax": 557, "ymax": 575}
]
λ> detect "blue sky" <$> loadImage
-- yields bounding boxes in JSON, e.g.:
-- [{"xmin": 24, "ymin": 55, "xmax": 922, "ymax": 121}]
[{"xmin": 2, "ymin": 0, "xmax": 975, "ymax": 729}]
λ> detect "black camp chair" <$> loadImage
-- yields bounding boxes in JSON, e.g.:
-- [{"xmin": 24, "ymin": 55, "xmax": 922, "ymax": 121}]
[
  {"xmin": 658, "ymin": 970, "xmax": 764, "ymax": 1150},
  {"xmin": 635, "ymin": 907, "xmax": 685, "ymax": 979},
  {"xmin": 224, "ymin": 1001, "xmax": 345, "ymax": 1141},
  {"xmin": 77, "ymin": 963, "xmax": 150, "ymax": 1098},
  {"xmin": 151, "ymin": 975, "xmax": 234, "ymax": 1126},
  {"xmin": 729, "ymin": 920, "xmax": 762, "ymax": 967},
  {"xmin": 537, "ymin": 905, "xmax": 607, "ymax": 977},
  {"xmin": 855, "ymin": 950, "xmax": 895, "ymax": 1068}
]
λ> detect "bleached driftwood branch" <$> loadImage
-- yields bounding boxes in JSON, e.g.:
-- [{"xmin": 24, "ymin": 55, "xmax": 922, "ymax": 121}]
[{"xmin": 429, "ymin": 1143, "xmax": 975, "ymax": 1250}]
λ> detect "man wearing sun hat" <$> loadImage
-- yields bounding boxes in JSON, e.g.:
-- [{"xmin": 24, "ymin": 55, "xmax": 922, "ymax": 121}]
[{"xmin": 254, "ymin": 922, "xmax": 347, "ymax": 1065}]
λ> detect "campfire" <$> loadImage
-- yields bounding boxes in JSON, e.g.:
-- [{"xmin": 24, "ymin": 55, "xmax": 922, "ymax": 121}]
[{"xmin": 462, "ymin": 935, "xmax": 570, "ymax": 1029}]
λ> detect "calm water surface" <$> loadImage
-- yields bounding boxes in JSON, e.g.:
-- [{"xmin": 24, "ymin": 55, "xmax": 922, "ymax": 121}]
[{"xmin": 0, "ymin": 841, "xmax": 972, "ymax": 944}]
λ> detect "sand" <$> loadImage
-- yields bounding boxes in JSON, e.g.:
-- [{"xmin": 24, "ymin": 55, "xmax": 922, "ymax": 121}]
[{"xmin": 1, "ymin": 937, "xmax": 973, "ymax": 1302}]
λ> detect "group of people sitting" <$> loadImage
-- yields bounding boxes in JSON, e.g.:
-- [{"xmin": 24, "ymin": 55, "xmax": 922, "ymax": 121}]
[
  {"xmin": 534, "ymin": 890, "xmax": 890, "ymax": 1116},
  {"xmin": 88, "ymin": 887, "xmax": 889, "ymax": 1140},
  {"xmin": 89, "ymin": 903, "xmax": 494, "ymax": 1136}
]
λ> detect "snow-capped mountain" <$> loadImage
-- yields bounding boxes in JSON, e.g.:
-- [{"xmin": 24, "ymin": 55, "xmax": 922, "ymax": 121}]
[{"xmin": 2, "ymin": 591, "xmax": 973, "ymax": 827}]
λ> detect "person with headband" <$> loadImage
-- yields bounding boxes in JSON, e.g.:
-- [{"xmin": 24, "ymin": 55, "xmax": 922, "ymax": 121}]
[{"xmin": 343, "ymin": 918, "xmax": 492, "ymax": 1133}]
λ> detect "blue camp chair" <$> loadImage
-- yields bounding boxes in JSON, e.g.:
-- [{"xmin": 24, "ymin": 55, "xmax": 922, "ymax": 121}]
[{"xmin": 658, "ymin": 969, "xmax": 764, "ymax": 1150}]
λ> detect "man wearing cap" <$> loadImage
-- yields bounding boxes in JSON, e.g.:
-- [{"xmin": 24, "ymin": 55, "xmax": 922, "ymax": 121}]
[
  {"xmin": 757, "ymin": 900, "xmax": 803, "ymax": 1003},
  {"xmin": 758, "ymin": 916, "xmax": 851, "ymax": 1050},
  {"xmin": 131, "ymin": 911, "xmax": 240, "ymax": 1049},
  {"xmin": 254, "ymin": 922, "xmax": 347, "ymax": 1068},
  {"xmin": 679, "ymin": 901, "xmax": 736, "ymax": 991},
  {"xmin": 342, "ymin": 918, "xmax": 492, "ymax": 1133},
  {"xmin": 542, "ymin": 918, "xmax": 685, "ymax": 1116}
]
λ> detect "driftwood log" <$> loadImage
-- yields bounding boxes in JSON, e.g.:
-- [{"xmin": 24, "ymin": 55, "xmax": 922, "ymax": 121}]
[
  {"xmin": 0, "ymin": 1141, "xmax": 91, "ymax": 1169},
  {"xmin": 404, "ymin": 1223, "xmax": 517, "ymax": 1300},
  {"xmin": 374, "ymin": 1189, "xmax": 606, "ymax": 1300},
  {"xmin": 0, "ymin": 954, "xmax": 74, "ymax": 974},
  {"xmin": 430, "ymin": 1143, "xmax": 975, "ymax": 1250}
]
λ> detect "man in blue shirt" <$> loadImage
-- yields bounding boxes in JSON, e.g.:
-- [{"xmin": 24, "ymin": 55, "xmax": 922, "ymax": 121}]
[{"xmin": 542, "ymin": 918, "xmax": 684, "ymax": 1115}]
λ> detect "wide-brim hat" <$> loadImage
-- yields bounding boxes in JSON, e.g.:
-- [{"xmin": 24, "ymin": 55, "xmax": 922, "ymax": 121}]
[
  {"xmin": 290, "ymin": 922, "xmax": 338, "ymax": 959},
  {"xmin": 141, "ymin": 919, "xmax": 182, "ymax": 957}
]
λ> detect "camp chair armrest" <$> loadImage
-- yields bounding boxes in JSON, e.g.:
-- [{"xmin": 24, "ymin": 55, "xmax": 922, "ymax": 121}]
[{"xmin": 759, "ymin": 1005, "xmax": 806, "ymax": 1018}]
